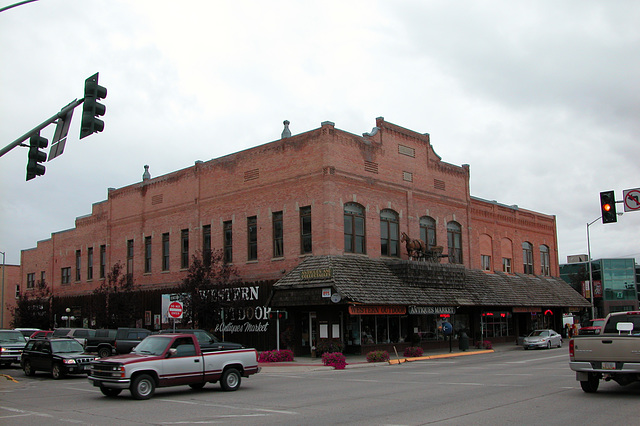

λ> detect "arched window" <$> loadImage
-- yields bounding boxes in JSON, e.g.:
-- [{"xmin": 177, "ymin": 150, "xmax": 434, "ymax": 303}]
[
  {"xmin": 380, "ymin": 209, "xmax": 399, "ymax": 257},
  {"xmin": 419, "ymin": 216, "xmax": 437, "ymax": 249},
  {"xmin": 344, "ymin": 203, "xmax": 366, "ymax": 254},
  {"xmin": 447, "ymin": 221, "xmax": 462, "ymax": 264},
  {"xmin": 522, "ymin": 242, "xmax": 533, "ymax": 274},
  {"xmin": 540, "ymin": 245, "xmax": 550, "ymax": 276}
]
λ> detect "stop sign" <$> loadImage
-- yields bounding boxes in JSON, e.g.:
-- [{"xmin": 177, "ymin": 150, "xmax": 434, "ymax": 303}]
[{"xmin": 168, "ymin": 301, "xmax": 183, "ymax": 319}]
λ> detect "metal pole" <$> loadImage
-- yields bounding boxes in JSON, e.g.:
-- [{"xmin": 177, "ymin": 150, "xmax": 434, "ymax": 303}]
[
  {"xmin": 586, "ymin": 219, "xmax": 598, "ymax": 320},
  {"xmin": 1, "ymin": 251, "xmax": 5, "ymax": 328}
]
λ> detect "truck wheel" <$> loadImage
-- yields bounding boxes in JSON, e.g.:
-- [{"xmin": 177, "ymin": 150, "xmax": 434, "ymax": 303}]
[
  {"xmin": 100, "ymin": 387, "xmax": 122, "ymax": 397},
  {"xmin": 131, "ymin": 374, "xmax": 155, "ymax": 400},
  {"xmin": 220, "ymin": 368, "xmax": 241, "ymax": 391},
  {"xmin": 52, "ymin": 363, "xmax": 65, "ymax": 380},
  {"xmin": 23, "ymin": 360, "xmax": 35, "ymax": 376},
  {"xmin": 98, "ymin": 347, "xmax": 112, "ymax": 358},
  {"xmin": 580, "ymin": 374, "xmax": 600, "ymax": 393},
  {"xmin": 189, "ymin": 383, "xmax": 205, "ymax": 390}
]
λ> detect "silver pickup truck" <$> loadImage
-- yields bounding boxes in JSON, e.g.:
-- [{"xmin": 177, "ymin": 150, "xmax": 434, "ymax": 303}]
[
  {"xmin": 88, "ymin": 333, "xmax": 260, "ymax": 399},
  {"xmin": 569, "ymin": 311, "xmax": 640, "ymax": 393}
]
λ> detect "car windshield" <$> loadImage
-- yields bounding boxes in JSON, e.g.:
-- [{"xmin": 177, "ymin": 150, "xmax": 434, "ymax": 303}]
[
  {"xmin": 0, "ymin": 331, "xmax": 27, "ymax": 343},
  {"xmin": 51, "ymin": 340, "xmax": 84, "ymax": 353},
  {"xmin": 132, "ymin": 336, "xmax": 171, "ymax": 356},
  {"xmin": 530, "ymin": 330, "xmax": 549, "ymax": 337},
  {"xmin": 592, "ymin": 320, "xmax": 605, "ymax": 327}
]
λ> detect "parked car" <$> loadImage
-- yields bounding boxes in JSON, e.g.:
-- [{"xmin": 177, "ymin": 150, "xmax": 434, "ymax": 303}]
[
  {"xmin": 157, "ymin": 329, "xmax": 244, "ymax": 350},
  {"xmin": 30, "ymin": 330, "xmax": 53, "ymax": 339},
  {"xmin": 523, "ymin": 329, "xmax": 562, "ymax": 350},
  {"xmin": 0, "ymin": 329, "xmax": 27, "ymax": 366},
  {"xmin": 578, "ymin": 318, "xmax": 605, "ymax": 335},
  {"xmin": 52, "ymin": 328, "xmax": 96, "ymax": 346},
  {"xmin": 21, "ymin": 337, "xmax": 97, "ymax": 379},
  {"xmin": 85, "ymin": 328, "xmax": 151, "ymax": 358},
  {"xmin": 15, "ymin": 328, "xmax": 41, "ymax": 340}
]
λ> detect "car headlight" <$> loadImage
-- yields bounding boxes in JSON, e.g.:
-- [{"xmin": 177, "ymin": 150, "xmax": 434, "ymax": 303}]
[{"xmin": 63, "ymin": 359, "xmax": 76, "ymax": 365}]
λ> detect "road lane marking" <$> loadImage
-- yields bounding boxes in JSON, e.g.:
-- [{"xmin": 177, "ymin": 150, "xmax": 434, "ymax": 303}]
[{"xmin": 159, "ymin": 399, "xmax": 298, "ymax": 415}]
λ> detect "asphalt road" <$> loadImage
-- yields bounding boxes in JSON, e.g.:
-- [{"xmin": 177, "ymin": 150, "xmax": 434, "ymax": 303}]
[{"xmin": 1, "ymin": 347, "xmax": 638, "ymax": 425}]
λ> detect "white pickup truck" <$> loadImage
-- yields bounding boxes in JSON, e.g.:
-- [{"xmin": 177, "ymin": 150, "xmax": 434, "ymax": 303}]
[
  {"xmin": 569, "ymin": 311, "xmax": 640, "ymax": 393},
  {"xmin": 88, "ymin": 333, "xmax": 260, "ymax": 399}
]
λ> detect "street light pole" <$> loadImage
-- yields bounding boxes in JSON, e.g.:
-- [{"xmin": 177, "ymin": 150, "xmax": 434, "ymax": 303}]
[
  {"xmin": 586, "ymin": 217, "xmax": 599, "ymax": 320},
  {"xmin": 0, "ymin": 251, "xmax": 5, "ymax": 328}
]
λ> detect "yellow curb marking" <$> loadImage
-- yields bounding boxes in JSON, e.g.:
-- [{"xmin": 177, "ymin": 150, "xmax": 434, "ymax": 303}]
[
  {"xmin": 1, "ymin": 374, "xmax": 19, "ymax": 383},
  {"xmin": 388, "ymin": 350, "xmax": 495, "ymax": 365}
]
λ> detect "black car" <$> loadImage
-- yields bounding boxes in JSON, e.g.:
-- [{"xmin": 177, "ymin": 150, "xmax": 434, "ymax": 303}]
[
  {"xmin": 21, "ymin": 337, "xmax": 96, "ymax": 379},
  {"xmin": 157, "ymin": 329, "xmax": 244, "ymax": 350}
]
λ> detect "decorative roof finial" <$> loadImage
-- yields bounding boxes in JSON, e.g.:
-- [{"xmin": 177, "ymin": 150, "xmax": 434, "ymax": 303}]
[
  {"xmin": 142, "ymin": 165, "xmax": 151, "ymax": 181},
  {"xmin": 281, "ymin": 120, "xmax": 291, "ymax": 139}
]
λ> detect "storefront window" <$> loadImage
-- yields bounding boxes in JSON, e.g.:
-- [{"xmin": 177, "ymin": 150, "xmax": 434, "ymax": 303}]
[
  {"xmin": 481, "ymin": 311, "xmax": 512, "ymax": 338},
  {"xmin": 358, "ymin": 315, "xmax": 408, "ymax": 344}
]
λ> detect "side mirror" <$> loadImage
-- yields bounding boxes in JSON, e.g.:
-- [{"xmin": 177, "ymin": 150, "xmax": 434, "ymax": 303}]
[{"xmin": 167, "ymin": 348, "xmax": 177, "ymax": 358}]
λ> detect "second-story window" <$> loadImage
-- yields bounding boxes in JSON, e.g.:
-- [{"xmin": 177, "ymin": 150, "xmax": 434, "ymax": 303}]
[
  {"xmin": 540, "ymin": 245, "xmax": 550, "ymax": 276},
  {"xmin": 145, "ymin": 236, "xmax": 152, "ymax": 273},
  {"xmin": 223, "ymin": 221, "xmax": 233, "ymax": 264},
  {"xmin": 100, "ymin": 244, "xmax": 106, "ymax": 278},
  {"xmin": 447, "ymin": 221, "xmax": 463, "ymax": 264},
  {"xmin": 523, "ymin": 242, "xmax": 533, "ymax": 274},
  {"xmin": 202, "ymin": 224, "xmax": 211, "ymax": 265},
  {"xmin": 162, "ymin": 233, "xmax": 170, "ymax": 271},
  {"xmin": 273, "ymin": 211, "xmax": 283, "ymax": 258},
  {"xmin": 482, "ymin": 255, "xmax": 491, "ymax": 271},
  {"xmin": 380, "ymin": 209, "xmax": 399, "ymax": 257},
  {"xmin": 127, "ymin": 240, "xmax": 134, "ymax": 275},
  {"xmin": 300, "ymin": 206, "xmax": 312, "ymax": 254},
  {"xmin": 87, "ymin": 247, "xmax": 93, "ymax": 280},
  {"xmin": 61, "ymin": 267, "xmax": 71, "ymax": 284},
  {"xmin": 420, "ymin": 216, "xmax": 437, "ymax": 249},
  {"xmin": 181, "ymin": 229, "xmax": 189, "ymax": 269},
  {"xmin": 75, "ymin": 249, "xmax": 81, "ymax": 281},
  {"xmin": 27, "ymin": 273, "xmax": 35, "ymax": 289},
  {"xmin": 248, "ymin": 216, "xmax": 258, "ymax": 261},
  {"xmin": 344, "ymin": 203, "xmax": 366, "ymax": 254}
]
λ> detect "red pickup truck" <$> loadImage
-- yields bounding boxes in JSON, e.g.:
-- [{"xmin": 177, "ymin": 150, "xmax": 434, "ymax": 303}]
[{"xmin": 88, "ymin": 333, "xmax": 260, "ymax": 399}]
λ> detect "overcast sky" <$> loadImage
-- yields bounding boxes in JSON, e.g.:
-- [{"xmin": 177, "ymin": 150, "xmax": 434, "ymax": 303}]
[{"xmin": 1, "ymin": 0, "xmax": 638, "ymax": 267}]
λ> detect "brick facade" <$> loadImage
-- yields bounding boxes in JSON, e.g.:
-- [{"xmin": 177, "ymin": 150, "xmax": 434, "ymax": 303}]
[{"xmin": 18, "ymin": 117, "xmax": 560, "ymax": 337}]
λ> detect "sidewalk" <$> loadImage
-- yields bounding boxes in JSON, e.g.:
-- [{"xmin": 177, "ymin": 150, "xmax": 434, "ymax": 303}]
[{"xmin": 259, "ymin": 342, "xmax": 519, "ymax": 373}]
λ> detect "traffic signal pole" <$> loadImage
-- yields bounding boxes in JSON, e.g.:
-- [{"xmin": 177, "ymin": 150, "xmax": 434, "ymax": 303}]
[{"xmin": 0, "ymin": 98, "xmax": 83, "ymax": 159}]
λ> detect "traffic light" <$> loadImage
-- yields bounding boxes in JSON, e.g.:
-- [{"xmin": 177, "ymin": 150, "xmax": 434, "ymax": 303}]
[
  {"xmin": 26, "ymin": 132, "xmax": 48, "ymax": 181},
  {"xmin": 600, "ymin": 190, "xmax": 617, "ymax": 224},
  {"xmin": 80, "ymin": 72, "xmax": 107, "ymax": 139}
]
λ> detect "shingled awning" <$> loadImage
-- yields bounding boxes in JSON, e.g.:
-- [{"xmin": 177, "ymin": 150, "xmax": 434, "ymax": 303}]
[{"xmin": 269, "ymin": 255, "xmax": 590, "ymax": 309}]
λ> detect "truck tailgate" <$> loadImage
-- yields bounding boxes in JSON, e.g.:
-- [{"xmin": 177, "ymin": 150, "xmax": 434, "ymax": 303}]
[{"xmin": 573, "ymin": 336, "xmax": 640, "ymax": 362}]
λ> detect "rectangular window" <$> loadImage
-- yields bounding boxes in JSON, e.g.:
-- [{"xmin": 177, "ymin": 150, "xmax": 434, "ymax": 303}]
[
  {"xmin": 503, "ymin": 258, "xmax": 512, "ymax": 273},
  {"xmin": 27, "ymin": 273, "xmax": 35, "ymax": 289},
  {"xmin": 127, "ymin": 240, "xmax": 134, "ymax": 275},
  {"xmin": 100, "ymin": 245, "xmax": 106, "ymax": 278},
  {"xmin": 181, "ymin": 229, "xmax": 189, "ymax": 269},
  {"xmin": 540, "ymin": 249, "xmax": 550, "ymax": 276},
  {"xmin": 223, "ymin": 221, "xmax": 233, "ymax": 264},
  {"xmin": 61, "ymin": 267, "xmax": 71, "ymax": 284},
  {"xmin": 203, "ymin": 224, "xmax": 211, "ymax": 265},
  {"xmin": 481, "ymin": 255, "xmax": 491, "ymax": 271},
  {"xmin": 40, "ymin": 271, "xmax": 46, "ymax": 284},
  {"xmin": 247, "ymin": 216, "xmax": 257, "ymax": 261},
  {"xmin": 300, "ymin": 206, "xmax": 312, "ymax": 254},
  {"xmin": 162, "ymin": 232, "xmax": 170, "ymax": 271},
  {"xmin": 145, "ymin": 236, "xmax": 152, "ymax": 273},
  {"xmin": 75, "ymin": 249, "xmax": 81, "ymax": 281},
  {"xmin": 87, "ymin": 247, "xmax": 94, "ymax": 280},
  {"xmin": 273, "ymin": 211, "xmax": 283, "ymax": 258},
  {"xmin": 15, "ymin": 285, "xmax": 20, "ymax": 299}
]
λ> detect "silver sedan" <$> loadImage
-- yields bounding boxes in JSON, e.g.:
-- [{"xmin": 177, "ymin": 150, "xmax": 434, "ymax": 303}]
[{"xmin": 522, "ymin": 329, "xmax": 562, "ymax": 350}]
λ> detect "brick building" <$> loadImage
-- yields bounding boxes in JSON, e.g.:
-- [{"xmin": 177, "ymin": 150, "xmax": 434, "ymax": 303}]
[{"xmin": 18, "ymin": 117, "xmax": 588, "ymax": 352}]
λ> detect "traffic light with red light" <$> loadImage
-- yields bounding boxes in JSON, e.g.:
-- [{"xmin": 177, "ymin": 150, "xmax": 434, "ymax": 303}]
[
  {"xmin": 268, "ymin": 310, "xmax": 288, "ymax": 320},
  {"xmin": 26, "ymin": 132, "xmax": 48, "ymax": 181},
  {"xmin": 600, "ymin": 190, "xmax": 617, "ymax": 224},
  {"xmin": 80, "ymin": 72, "xmax": 107, "ymax": 139}
]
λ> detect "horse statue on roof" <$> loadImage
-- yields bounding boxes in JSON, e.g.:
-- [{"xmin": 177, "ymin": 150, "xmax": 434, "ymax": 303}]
[{"xmin": 401, "ymin": 232, "xmax": 427, "ymax": 261}]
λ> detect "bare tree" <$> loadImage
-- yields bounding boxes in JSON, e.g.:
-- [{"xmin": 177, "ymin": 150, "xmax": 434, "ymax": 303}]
[
  {"xmin": 92, "ymin": 262, "xmax": 141, "ymax": 328},
  {"xmin": 11, "ymin": 279, "xmax": 51, "ymax": 330}
]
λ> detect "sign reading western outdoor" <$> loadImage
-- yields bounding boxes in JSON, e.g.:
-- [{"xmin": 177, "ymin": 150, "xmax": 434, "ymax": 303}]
[
  {"xmin": 408, "ymin": 306, "xmax": 457, "ymax": 315},
  {"xmin": 161, "ymin": 283, "xmax": 272, "ymax": 335},
  {"xmin": 348, "ymin": 305, "xmax": 406, "ymax": 315}
]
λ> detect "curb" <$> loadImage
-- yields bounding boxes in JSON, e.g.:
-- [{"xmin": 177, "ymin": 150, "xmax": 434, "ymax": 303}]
[{"xmin": 388, "ymin": 349, "xmax": 494, "ymax": 365}]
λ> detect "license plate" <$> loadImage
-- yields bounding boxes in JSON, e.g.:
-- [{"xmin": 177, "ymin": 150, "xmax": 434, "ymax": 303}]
[{"xmin": 602, "ymin": 362, "xmax": 616, "ymax": 370}]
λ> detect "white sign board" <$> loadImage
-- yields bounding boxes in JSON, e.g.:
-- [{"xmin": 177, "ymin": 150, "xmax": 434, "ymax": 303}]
[{"xmin": 623, "ymin": 188, "xmax": 640, "ymax": 212}]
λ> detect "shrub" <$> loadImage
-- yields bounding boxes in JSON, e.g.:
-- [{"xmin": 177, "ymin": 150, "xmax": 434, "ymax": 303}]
[
  {"xmin": 366, "ymin": 350, "xmax": 390, "ymax": 363},
  {"xmin": 322, "ymin": 352, "xmax": 347, "ymax": 370},
  {"xmin": 315, "ymin": 339, "xmax": 344, "ymax": 356},
  {"xmin": 474, "ymin": 340, "xmax": 493, "ymax": 350},
  {"xmin": 258, "ymin": 349, "xmax": 294, "ymax": 363},
  {"xmin": 403, "ymin": 346, "xmax": 424, "ymax": 358}
]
